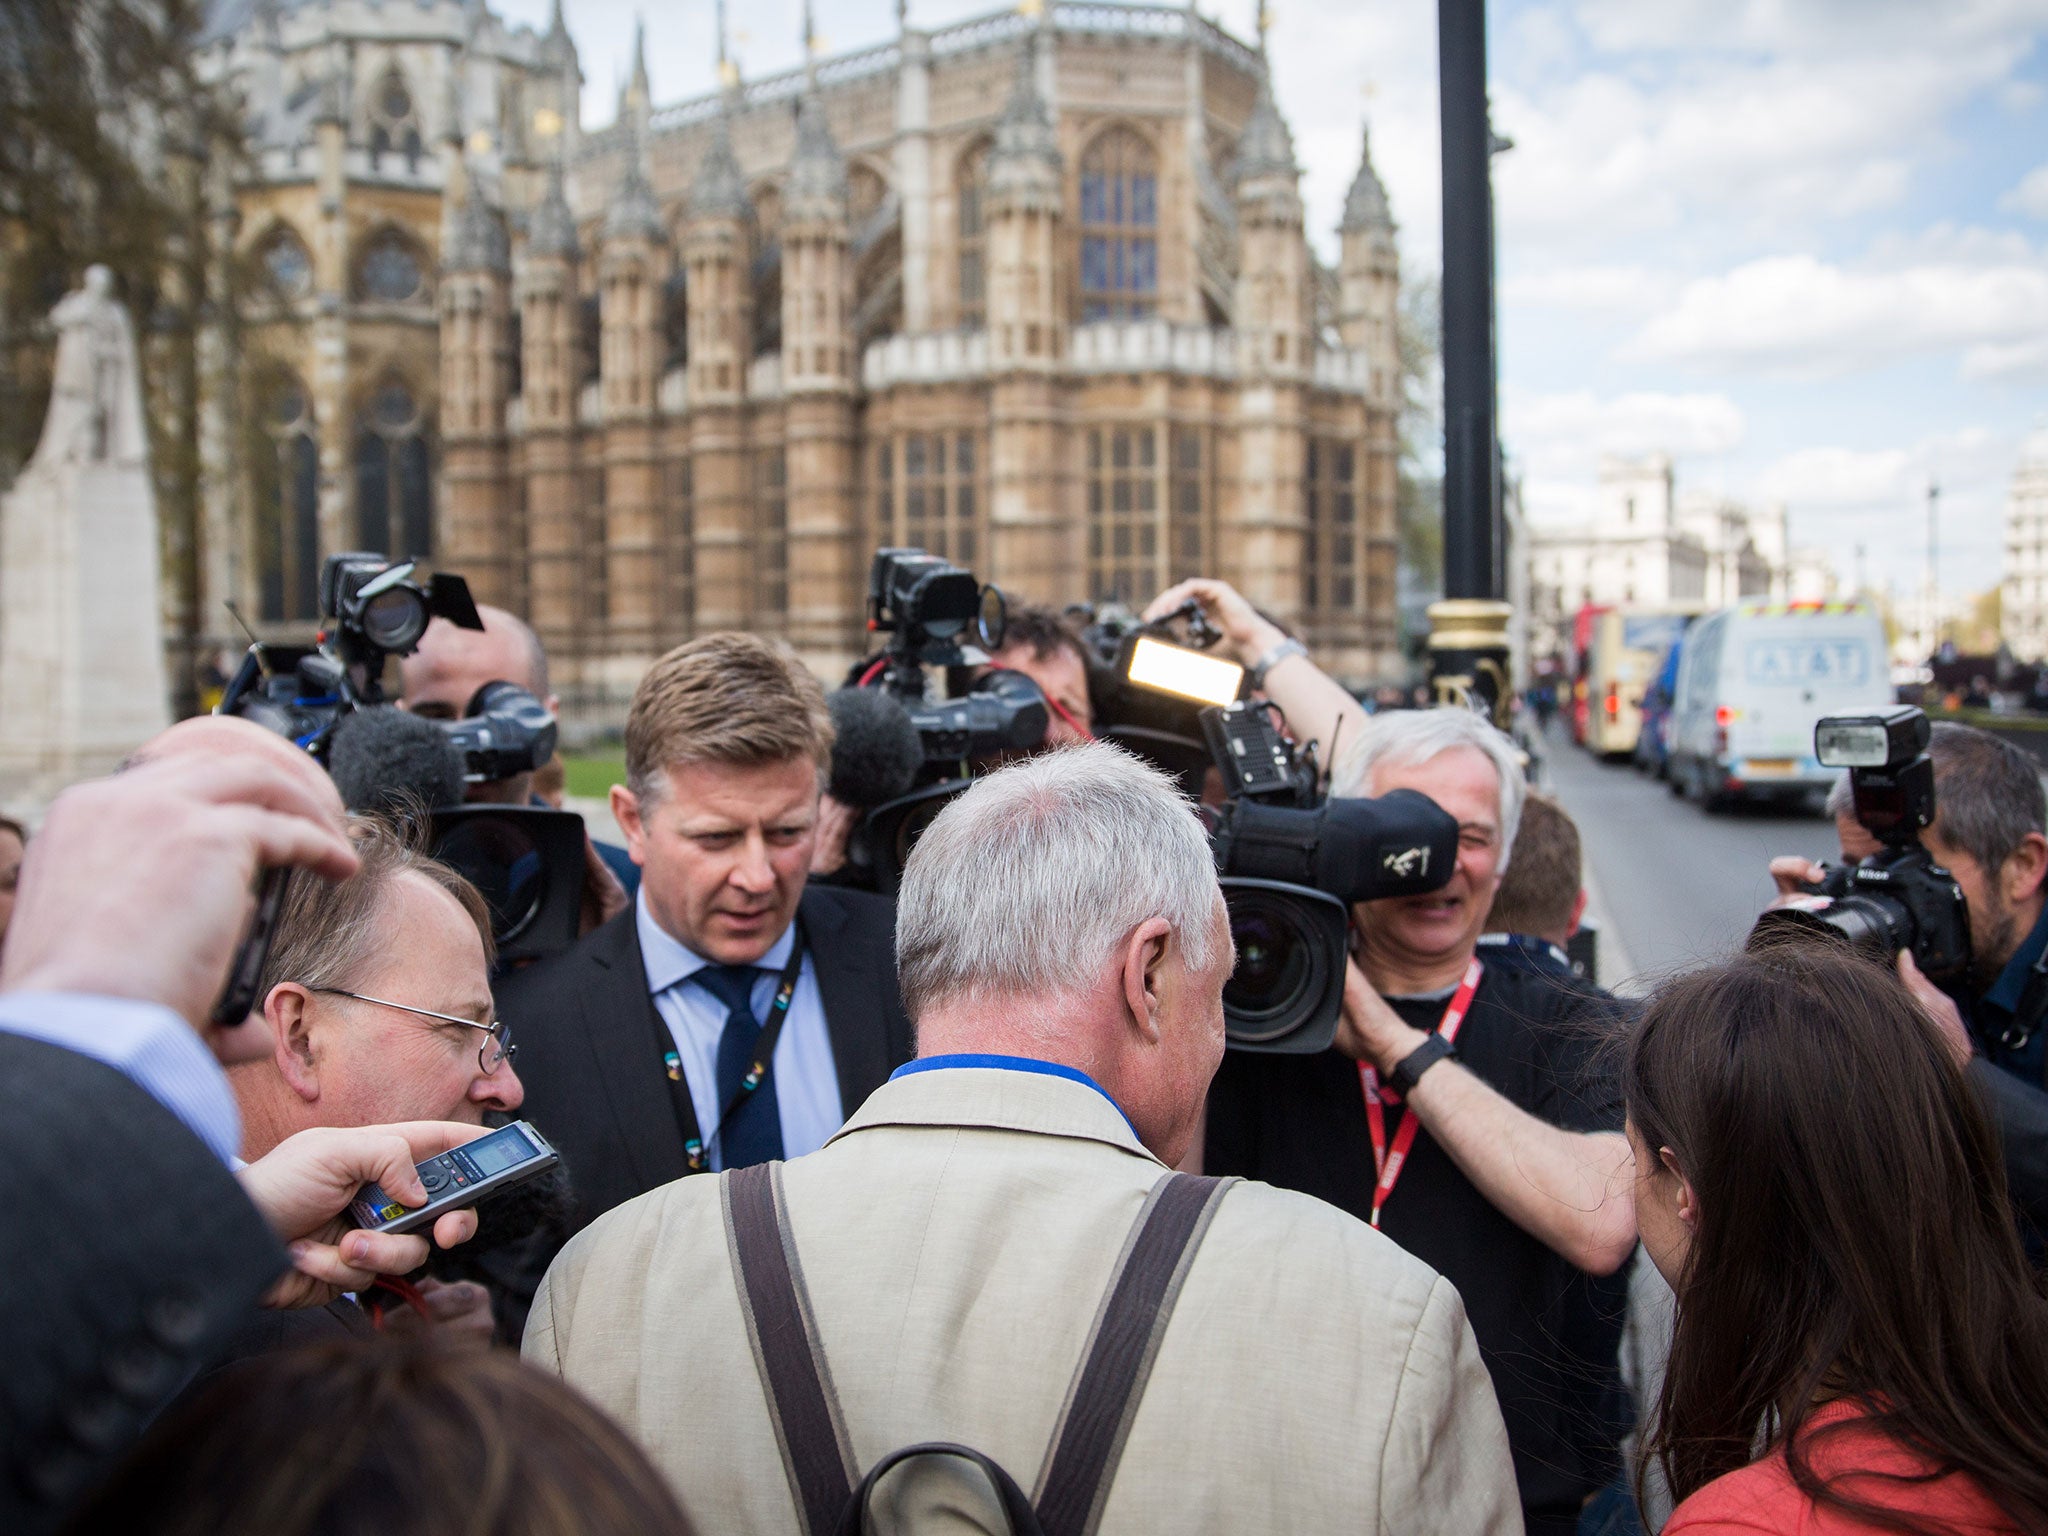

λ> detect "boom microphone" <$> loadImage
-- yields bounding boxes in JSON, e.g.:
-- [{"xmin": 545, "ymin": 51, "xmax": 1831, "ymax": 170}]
[
  {"xmin": 826, "ymin": 687, "xmax": 923, "ymax": 809},
  {"xmin": 328, "ymin": 706, "xmax": 467, "ymax": 820}
]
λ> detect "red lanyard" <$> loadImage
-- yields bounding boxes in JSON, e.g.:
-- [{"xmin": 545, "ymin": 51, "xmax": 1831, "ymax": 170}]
[{"xmin": 1358, "ymin": 957, "xmax": 1482, "ymax": 1228}]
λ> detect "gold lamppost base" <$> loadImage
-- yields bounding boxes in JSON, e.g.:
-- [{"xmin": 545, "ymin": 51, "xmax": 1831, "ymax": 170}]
[{"xmin": 1426, "ymin": 599, "xmax": 1514, "ymax": 728}]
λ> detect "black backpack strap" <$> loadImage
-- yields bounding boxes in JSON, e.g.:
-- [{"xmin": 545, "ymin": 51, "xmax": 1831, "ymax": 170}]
[
  {"xmin": 724, "ymin": 1161, "xmax": 857, "ymax": 1536},
  {"xmin": 1033, "ymin": 1172, "xmax": 1237, "ymax": 1536},
  {"xmin": 834, "ymin": 1443, "xmax": 1047, "ymax": 1536}
]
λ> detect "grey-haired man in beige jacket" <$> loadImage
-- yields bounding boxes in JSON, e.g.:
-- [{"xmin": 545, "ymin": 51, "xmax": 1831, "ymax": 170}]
[{"xmin": 527, "ymin": 743, "xmax": 1521, "ymax": 1534}]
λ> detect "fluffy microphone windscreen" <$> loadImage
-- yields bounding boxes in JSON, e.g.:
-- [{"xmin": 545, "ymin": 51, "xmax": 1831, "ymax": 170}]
[
  {"xmin": 328, "ymin": 706, "xmax": 468, "ymax": 818},
  {"xmin": 826, "ymin": 687, "xmax": 924, "ymax": 809}
]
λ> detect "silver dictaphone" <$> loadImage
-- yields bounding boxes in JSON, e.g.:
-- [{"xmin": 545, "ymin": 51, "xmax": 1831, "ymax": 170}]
[{"xmin": 349, "ymin": 1120, "xmax": 559, "ymax": 1235}]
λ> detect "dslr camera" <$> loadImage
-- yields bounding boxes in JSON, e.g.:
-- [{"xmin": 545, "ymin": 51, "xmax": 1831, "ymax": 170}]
[{"xmin": 1750, "ymin": 706, "xmax": 1971, "ymax": 981}]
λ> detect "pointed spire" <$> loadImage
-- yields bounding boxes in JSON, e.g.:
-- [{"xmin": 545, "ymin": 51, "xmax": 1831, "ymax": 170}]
[
  {"xmin": 787, "ymin": 81, "xmax": 847, "ymax": 217},
  {"xmin": 626, "ymin": 15, "xmax": 650, "ymax": 109},
  {"xmin": 528, "ymin": 152, "xmax": 579, "ymax": 258},
  {"xmin": 449, "ymin": 181, "xmax": 511, "ymax": 272},
  {"xmin": 988, "ymin": 35, "xmax": 1060, "ymax": 197},
  {"xmin": 605, "ymin": 108, "xmax": 664, "ymax": 242},
  {"xmin": 1339, "ymin": 123, "xmax": 1393, "ymax": 233},
  {"xmin": 688, "ymin": 111, "xmax": 751, "ymax": 220},
  {"xmin": 802, "ymin": 0, "xmax": 817, "ymax": 75},
  {"xmin": 715, "ymin": 0, "xmax": 739, "ymax": 90},
  {"xmin": 1233, "ymin": 64, "xmax": 1297, "ymax": 186},
  {"xmin": 542, "ymin": 0, "xmax": 575, "ymax": 63}
]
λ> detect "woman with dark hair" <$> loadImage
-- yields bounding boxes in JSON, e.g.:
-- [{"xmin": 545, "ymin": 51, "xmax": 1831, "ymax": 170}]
[
  {"xmin": 62, "ymin": 1336, "xmax": 693, "ymax": 1536},
  {"xmin": 1627, "ymin": 941, "xmax": 2048, "ymax": 1534}
]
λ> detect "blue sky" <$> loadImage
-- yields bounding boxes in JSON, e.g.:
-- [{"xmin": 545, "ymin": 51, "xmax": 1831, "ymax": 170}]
[{"xmin": 502, "ymin": 0, "xmax": 2048, "ymax": 604}]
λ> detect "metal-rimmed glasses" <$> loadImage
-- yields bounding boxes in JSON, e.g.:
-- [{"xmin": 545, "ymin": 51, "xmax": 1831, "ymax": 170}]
[{"xmin": 312, "ymin": 988, "xmax": 517, "ymax": 1075}]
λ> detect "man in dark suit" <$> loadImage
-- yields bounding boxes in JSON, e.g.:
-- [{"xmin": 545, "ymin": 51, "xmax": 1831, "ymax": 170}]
[
  {"xmin": 0, "ymin": 721, "xmax": 489, "ymax": 1534},
  {"xmin": 496, "ymin": 634, "xmax": 912, "ymax": 1305}
]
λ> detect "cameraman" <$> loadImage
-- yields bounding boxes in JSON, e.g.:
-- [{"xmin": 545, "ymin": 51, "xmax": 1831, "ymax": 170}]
[
  {"xmin": 399, "ymin": 603, "xmax": 637, "ymax": 914},
  {"xmin": 1768, "ymin": 723, "xmax": 2048, "ymax": 1247},
  {"xmin": 978, "ymin": 604, "xmax": 1095, "ymax": 747},
  {"xmin": 1203, "ymin": 708, "xmax": 1637, "ymax": 1536}
]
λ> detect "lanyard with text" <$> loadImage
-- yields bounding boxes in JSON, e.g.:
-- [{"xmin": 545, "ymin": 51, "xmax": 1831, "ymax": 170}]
[
  {"xmin": 659, "ymin": 923, "xmax": 808, "ymax": 1173},
  {"xmin": 1358, "ymin": 957, "xmax": 1483, "ymax": 1228}
]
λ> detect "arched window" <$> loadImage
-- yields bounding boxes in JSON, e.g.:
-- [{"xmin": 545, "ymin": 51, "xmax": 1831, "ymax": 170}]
[
  {"xmin": 354, "ymin": 381, "xmax": 432, "ymax": 559},
  {"xmin": 753, "ymin": 183, "xmax": 783, "ymax": 359},
  {"xmin": 258, "ymin": 226, "xmax": 313, "ymax": 300},
  {"xmin": 368, "ymin": 66, "xmax": 422, "ymax": 169},
  {"xmin": 356, "ymin": 229, "xmax": 428, "ymax": 304},
  {"xmin": 256, "ymin": 379, "xmax": 319, "ymax": 622},
  {"xmin": 956, "ymin": 139, "xmax": 989, "ymax": 329},
  {"xmin": 1079, "ymin": 128, "xmax": 1158, "ymax": 322}
]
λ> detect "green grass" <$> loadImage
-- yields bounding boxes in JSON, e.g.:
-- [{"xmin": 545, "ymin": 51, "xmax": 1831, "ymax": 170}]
[
  {"xmin": 562, "ymin": 750, "xmax": 627, "ymax": 798},
  {"xmin": 1927, "ymin": 708, "xmax": 2048, "ymax": 733}
]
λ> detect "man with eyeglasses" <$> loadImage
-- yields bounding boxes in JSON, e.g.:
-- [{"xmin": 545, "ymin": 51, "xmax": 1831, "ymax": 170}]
[{"xmin": 218, "ymin": 815, "xmax": 524, "ymax": 1354}]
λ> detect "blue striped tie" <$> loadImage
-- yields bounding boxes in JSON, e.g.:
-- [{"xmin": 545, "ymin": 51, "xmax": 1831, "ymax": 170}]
[{"xmin": 691, "ymin": 965, "xmax": 784, "ymax": 1168}]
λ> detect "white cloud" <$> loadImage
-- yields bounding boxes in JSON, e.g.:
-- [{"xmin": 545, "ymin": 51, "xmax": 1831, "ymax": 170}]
[
  {"xmin": 2000, "ymin": 163, "xmax": 2048, "ymax": 219},
  {"xmin": 1504, "ymin": 388, "xmax": 1746, "ymax": 502},
  {"xmin": 1755, "ymin": 446, "xmax": 1917, "ymax": 507},
  {"xmin": 1572, "ymin": 0, "xmax": 2048, "ymax": 56},
  {"xmin": 1503, "ymin": 263, "xmax": 1683, "ymax": 317},
  {"xmin": 1626, "ymin": 250, "xmax": 2048, "ymax": 377}
]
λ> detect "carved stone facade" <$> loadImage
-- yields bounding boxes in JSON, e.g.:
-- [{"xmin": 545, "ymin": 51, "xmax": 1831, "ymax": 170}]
[{"xmin": 194, "ymin": 0, "xmax": 1403, "ymax": 724}]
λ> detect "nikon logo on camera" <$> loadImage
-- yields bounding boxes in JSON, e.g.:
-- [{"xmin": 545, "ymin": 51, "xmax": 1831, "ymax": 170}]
[{"xmin": 1383, "ymin": 846, "xmax": 1432, "ymax": 879}]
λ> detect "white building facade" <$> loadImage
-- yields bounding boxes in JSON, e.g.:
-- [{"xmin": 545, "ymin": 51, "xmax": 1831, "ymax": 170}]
[{"xmin": 2003, "ymin": 426, "xmax": 2048, "ymax": 661}]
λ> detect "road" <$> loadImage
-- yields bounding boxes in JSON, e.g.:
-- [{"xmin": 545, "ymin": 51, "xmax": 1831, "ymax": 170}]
[{"xmin": 1533, "ymin": 724, "xmax": 1839, "ymax": 992}]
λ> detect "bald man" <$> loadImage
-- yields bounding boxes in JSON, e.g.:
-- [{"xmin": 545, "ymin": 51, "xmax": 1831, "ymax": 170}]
[{"xmin": 400, "ymin": 605, "xmax": 638, "ymax": 907}]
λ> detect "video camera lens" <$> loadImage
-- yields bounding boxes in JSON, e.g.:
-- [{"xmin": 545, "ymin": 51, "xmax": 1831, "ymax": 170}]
[
  {"xmin": 360, "ymin": 585, "xmax": 429, "ymax": 652},
  {"xmin": 1219, "ymin": 879, "xmax": 1350, "ymax": 1053}
]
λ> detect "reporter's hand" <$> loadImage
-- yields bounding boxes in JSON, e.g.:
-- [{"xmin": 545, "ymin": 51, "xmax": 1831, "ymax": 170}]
[
  {"xmin": 379, "ymin": 1278, "xmax": 497, "ymax": 1346},
  {"xmin": 1330, "ymin": 957, "xmax": 1431, "ymax": 1073},
  {"xmin": 1897, "ymin": 951, "xmax": 1974, "ymax": 1071},
  {"xmin": 238, "ymin": 1122, "xmax": 484, "ymax": 1309},
  {"xmin": 810, "ymin": 794, "xmax": 859, "ymax": 876},
  {"xmin": 1144, "ymin": 578, "xmax": 1286, "ymax": 669},
  {"xmin": 580, "ymin": 835, "xmax": 629, "ymax": 935},
  {"xmin": 1767, "ymin": 855, "xmax": 1827, "ymax": 907},
  {"xmin": 1, "ymin": 725, "xmax": 355, "ymax": 1042}
]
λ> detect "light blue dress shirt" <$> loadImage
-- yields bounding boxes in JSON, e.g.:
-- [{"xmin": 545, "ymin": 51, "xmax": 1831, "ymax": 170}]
[
  {"xmin": 0, "ymin": 991, "xmax": 241, "ymax": 1165},
  {"xmin": 635, "ymin": 889, "xmax": 844, "ymax": 1170}
]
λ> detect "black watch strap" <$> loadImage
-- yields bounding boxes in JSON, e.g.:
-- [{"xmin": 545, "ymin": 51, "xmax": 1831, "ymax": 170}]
[{"xmin": 1388, "ymin": 1033, "xmax": 1457, "ymax": 1095}]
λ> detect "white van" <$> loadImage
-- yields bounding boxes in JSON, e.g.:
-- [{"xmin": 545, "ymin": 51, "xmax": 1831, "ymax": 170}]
[{"xmin": 1667, "ymin": 600, "xmax": 1891, "ymax": 810}]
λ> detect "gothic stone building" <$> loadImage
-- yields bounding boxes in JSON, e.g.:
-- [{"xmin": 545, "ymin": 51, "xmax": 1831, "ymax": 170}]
[{"xmin": 196, "ymin": 0, "xmax": 1403, "ymax": 725}]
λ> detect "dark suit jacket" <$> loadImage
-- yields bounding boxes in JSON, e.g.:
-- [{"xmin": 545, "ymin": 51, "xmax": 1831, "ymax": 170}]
[
  {"xmin": 491, "ymin": 884, "xmax": 911, "ymax": 1318},
  {"xmin": 0, "ymin": 1033, "xmax": 283, "ymax": 1536}
]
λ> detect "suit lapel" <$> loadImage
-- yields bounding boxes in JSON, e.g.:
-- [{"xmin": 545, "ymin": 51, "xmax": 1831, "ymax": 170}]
[
  {"xmin": 802, "ymin": 887, "xmax": 890, "ymax": 1120},
  {"xmin": 578, "ymin": 911, "xmax": 693, "ymax": 1194}
]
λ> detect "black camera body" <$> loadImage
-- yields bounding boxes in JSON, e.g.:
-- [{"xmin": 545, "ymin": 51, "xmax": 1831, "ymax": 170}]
[
  {"xmin": 443, "ymin": 680, "xmax": 559, "ymax": 785},
  {"xmin": 221, "ymin": 552, "xmax": 485, "ymax": 757},
  {"xmin": 1750, "ymin": 706, "xmax": 1972, "ymax": 982}
]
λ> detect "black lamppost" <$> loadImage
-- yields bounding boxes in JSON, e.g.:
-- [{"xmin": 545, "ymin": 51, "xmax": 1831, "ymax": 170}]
[{"xmin": 1429, "ymin": 0, "xmax": 1512, "ymax": 721}]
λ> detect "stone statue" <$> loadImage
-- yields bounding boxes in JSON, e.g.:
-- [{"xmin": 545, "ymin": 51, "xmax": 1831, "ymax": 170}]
[
  {"xmin": 28, "ymin": 265, "xmax": 148, "ymax": 471},
  {"xmin": 0, "ymin": 265, "xmax": 171, "ymax": 803}
]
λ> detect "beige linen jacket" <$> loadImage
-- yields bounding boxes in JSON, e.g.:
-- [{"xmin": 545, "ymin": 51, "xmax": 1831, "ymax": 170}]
[{"xmin": 526, "ymin": 1065, "xmax": 1522, "ymax": 1535}]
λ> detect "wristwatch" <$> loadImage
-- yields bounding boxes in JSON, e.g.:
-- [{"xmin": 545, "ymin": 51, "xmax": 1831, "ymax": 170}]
[
  {"xmin": 1388, "ymin": 1033, "xmax": 1458, "ymax": 1095},
  {"xmin": 1247, "ymin": 637, "xmax": 1308, "ymax": 690}
]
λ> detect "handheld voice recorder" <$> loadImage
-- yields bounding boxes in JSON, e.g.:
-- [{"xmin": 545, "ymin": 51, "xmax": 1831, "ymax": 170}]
[{"xmin": 349, "ymin": 1120, "xmax": 559, "ymax": 1235}]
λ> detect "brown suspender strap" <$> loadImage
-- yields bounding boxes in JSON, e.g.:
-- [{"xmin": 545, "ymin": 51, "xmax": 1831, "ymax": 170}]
[
  {"xmin": 727, "ymin": 1162, "xmax": 1235, "ymax": 1536},
  {"xmin": 724, "ymin": 1162, "xmax": 857, "ymax": 1536},
  {"xmin": 1032, "ymin": 1172, "xmax": 1235, "ymax": 1536}
]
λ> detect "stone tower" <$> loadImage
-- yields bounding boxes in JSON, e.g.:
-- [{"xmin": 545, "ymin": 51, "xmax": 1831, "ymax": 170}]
[
  {"xmin": 519, "ymin": 151, "xmax": 586, "ymax": 663},
  {"xmin": 1229, "ymin": 60, "xmax": 1309, "ymax": 622},
  {"xmin": 984, "ymin": 27, "xmax": 1065, "ymax": 599},
  {"xmin": 780, "ymin": 16, "xmax": 861, "ymax": 670},
  {"xmin": 599, "ymin": 22, "xmax": 670, "ymax": 686},
  {"xmin": 682, "ymin": 99, "xmax": 755, "ymax": 635},
  {"xmin": 440, "ymin": 180, "xmax": 516, "ymax": 609},
  {"xmin": 1338, "ymin": 125, "xmax": 1400, "ymax": 390}
]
